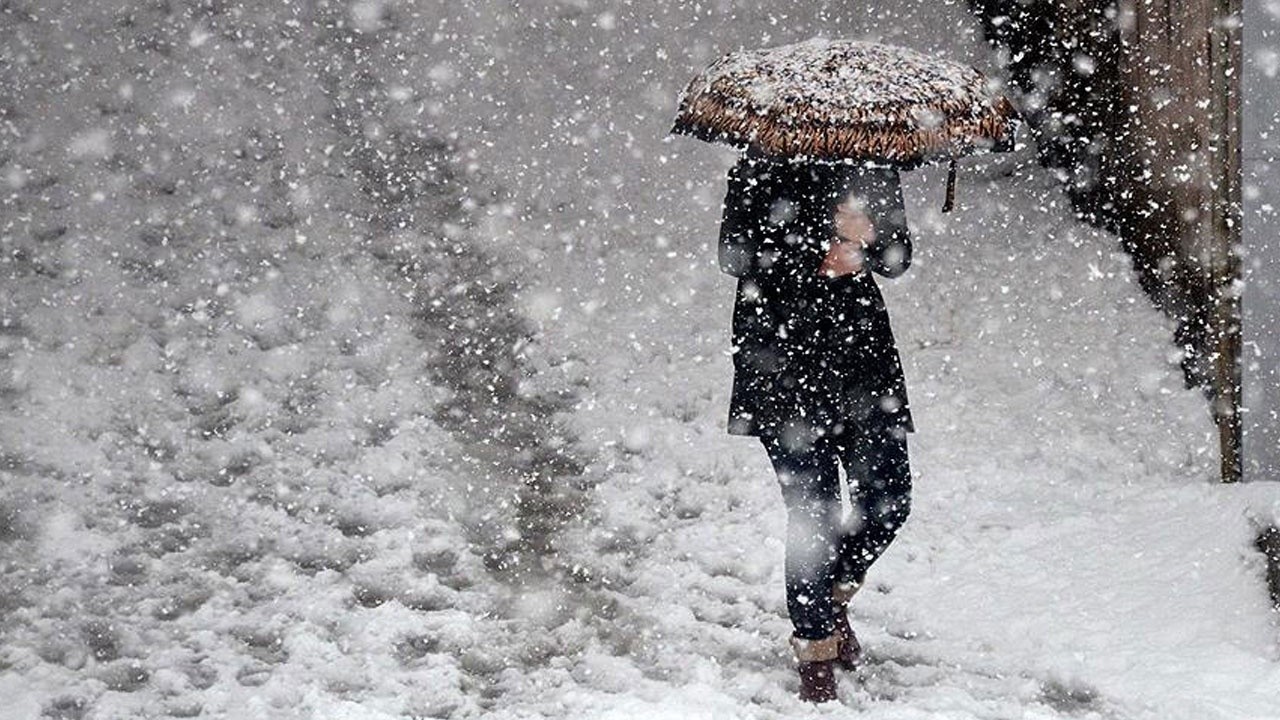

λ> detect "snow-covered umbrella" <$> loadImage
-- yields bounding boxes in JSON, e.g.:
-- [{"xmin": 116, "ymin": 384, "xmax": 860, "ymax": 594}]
[{"xmin": 669, "ymin": 38, "xmax": 1021, "ymax": 211}]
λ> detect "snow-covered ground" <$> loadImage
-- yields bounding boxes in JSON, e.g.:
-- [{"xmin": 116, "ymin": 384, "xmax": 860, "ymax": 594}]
[{"xmin": 1, "ymin": 1, "xmax": 1277, "ymax": 719}]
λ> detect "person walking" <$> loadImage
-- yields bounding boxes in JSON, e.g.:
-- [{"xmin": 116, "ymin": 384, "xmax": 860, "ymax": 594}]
[{"xmin": 717, "ymin": 149, "xmax": 915, "ymax": 703}]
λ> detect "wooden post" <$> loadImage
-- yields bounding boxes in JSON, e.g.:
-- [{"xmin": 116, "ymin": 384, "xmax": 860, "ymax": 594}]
[{"xmin": 1209, "ymin": 0, "xmax": 1243, "ymax": 483}]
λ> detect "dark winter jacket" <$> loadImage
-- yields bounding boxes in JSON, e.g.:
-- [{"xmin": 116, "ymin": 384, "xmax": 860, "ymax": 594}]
[{"xmin": 718, "ymin": 153, "xmax": 915, "ymax": 440}]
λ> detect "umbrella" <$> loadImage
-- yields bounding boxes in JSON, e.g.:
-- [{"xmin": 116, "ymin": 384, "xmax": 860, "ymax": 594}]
[{"xmin": 669, "ymin": 38, "xmax": 1021, "ymax": 211}]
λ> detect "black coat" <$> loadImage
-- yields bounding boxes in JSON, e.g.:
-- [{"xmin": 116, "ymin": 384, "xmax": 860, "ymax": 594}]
[{"xmin": 718, "ymin": 153, "xmax": 915, "ymax": 441}]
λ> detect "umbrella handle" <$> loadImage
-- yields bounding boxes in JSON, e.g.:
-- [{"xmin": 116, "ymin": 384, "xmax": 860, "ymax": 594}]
[{"xmin": 942, "ymin": 158, "xmax": 957, "ymax": 213}]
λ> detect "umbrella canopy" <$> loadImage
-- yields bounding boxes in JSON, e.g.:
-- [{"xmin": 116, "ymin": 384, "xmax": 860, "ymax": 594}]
[{"xmin": 670, "ymin": 38, "xmax": 1020, "ymax": 209}]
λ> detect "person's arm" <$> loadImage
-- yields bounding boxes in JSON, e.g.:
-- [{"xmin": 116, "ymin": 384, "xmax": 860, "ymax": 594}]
[
  {"xmin": 860, "ymin": 168, "xmax": 912, "ymax": 279},
  {"xmin": 717, "ymin": 157, "xmax": 770, "ymax": 278}
]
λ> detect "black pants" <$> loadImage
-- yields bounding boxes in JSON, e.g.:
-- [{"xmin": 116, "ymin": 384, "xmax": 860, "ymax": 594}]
[{"xmin": 760, "ymin": 425, "xmax": 912, "ymax": 640}]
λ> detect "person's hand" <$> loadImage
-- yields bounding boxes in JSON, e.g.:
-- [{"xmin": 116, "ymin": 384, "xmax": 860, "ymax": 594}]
[
  {"xmin": 833, "ymin": 203, "xmax": 875, "ymax": 246},
  {"xmin": 818, "ymin": 239, "xmax": 865, "ymax": 277},
  {"xmin": 820, "ymin": 203, "xmax": 875, "ymax": 277}
]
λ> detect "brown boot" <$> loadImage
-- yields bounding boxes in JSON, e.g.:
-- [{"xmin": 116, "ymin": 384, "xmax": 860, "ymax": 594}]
[
  {"xmin": 832, "ymin": 608, "xmax": 862, "ymax": 670},
  {"xmin": 789, "ymin": 634, "xmax": 839, "ymax": 703},
  {"xmin": 831, "ymin": 580, "xmax": 863, "ymax": 670}
]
